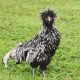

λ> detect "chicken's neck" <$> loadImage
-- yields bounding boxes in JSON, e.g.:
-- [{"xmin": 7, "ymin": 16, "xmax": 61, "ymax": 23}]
[{"xmin": 43, "ymin": 23, "xmax": 54, "ymax": 31}]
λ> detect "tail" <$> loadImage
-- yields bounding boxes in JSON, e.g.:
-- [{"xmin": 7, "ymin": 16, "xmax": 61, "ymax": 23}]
[
  {"xmin": 2, "ymin": 42, "xmax": 29, "ymax": 68},
  {"xmin": 2, "ymin": 50, "xmax": 13, "ymax": 68}
]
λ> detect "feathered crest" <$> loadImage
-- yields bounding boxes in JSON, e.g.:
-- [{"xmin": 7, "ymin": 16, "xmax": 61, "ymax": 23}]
[{"xmin": 40, "ymin": 9, "xmax": 56, "ymax": 19}]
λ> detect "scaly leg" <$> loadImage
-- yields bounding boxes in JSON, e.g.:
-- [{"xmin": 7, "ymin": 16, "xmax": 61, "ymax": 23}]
[
  {"xmin": 32, "ymin": 68, "xmax": 35, "ymax": 76},
  {"xmin": 41, "ymin": 70, "xmax": 45, "ymax": 77}
]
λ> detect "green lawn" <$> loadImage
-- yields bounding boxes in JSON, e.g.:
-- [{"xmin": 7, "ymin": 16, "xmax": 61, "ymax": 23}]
[{"xmin": 0, "ymin": 0, "xmax": 80, "ymax": 80}]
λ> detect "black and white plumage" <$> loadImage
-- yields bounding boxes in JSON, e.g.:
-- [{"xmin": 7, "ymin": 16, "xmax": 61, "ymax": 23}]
[
  {"xmin": 3, "ymin": 9, "xmax": 61, "ymax": 76},
  {"xmin": 23, "ymin": 9, "xmax": 61, "ymax": 76}
]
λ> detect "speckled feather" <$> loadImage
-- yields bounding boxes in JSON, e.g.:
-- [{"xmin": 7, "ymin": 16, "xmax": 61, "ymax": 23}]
[
  {"xmin": 3, "ymin": 10, "xmax": 61, "ymax": 72},
  {"xmin": 24, "ymin": 25, "xmax": 61, "ymax": 70},
  {"xmin": 21, "ymin": 10, "xmax": 61, "ymax": 70},
  {"xmin": 23, "ymin": 10, "xmax": 61, "ymax": 71}
]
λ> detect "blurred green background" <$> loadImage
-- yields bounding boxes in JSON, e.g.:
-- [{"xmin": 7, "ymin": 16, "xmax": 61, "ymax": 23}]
[{"xmin": 0, "ymin": 0, "xmax": 80, "ymax": 80}]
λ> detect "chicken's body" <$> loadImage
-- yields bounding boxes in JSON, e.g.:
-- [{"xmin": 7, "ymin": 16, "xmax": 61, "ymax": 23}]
[
  {"xmin": 24, "ymin": 10, "xmax": 61, "ymax": 75},
  {"xmin": 25, "ymin": 26, "xmax": 60, "ymax": 72},
  {"xmin": 3, "ymin": 9, "xmax": 61, "ymax": 76}
]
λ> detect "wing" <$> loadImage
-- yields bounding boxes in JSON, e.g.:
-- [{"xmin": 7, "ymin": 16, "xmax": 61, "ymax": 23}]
[{"xmin": 24, "ymin": 32, "xmax": 45, "ymax": 63}]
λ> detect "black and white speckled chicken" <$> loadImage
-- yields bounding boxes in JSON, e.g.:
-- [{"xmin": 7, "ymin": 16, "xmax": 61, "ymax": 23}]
[
  {"xmin": 23, "ymin": 9, "xmax": 61, "ymax": 76},
  {"xmin": 3, "ymin": 9, "xmax": 61, "ymax": 76}
]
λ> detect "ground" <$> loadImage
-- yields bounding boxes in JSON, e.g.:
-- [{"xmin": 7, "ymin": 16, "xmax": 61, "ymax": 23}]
[{"xmin": 0, "ymin": 0, "xmax": 80, "ymax": 80}]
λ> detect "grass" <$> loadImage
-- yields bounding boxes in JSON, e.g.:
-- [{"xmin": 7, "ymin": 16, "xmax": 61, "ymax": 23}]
[{"xmin": 0, "ymin": 0, "xmax": 80, "ymax": 80}]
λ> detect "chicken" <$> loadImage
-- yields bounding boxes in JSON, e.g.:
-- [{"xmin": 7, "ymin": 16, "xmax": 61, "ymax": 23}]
[
  {"xmin": 3, "ymin": 9, "xmax": 61, "ymax": 76},
  {"xmin": 24, "ymin": 9, "xmax": 61, "ymax": 76}
]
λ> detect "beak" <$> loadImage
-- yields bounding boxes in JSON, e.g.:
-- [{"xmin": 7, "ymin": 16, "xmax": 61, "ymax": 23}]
[{"xmin": 48, "ymin": 16, "xmax": 51, "ymax": 22}]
